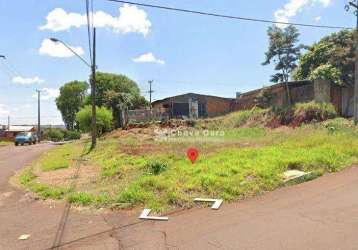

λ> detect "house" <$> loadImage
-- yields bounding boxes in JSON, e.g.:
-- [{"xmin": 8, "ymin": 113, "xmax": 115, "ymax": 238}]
[
  {"xmin": 0, "ymin": 125, "xmax": 37, "ymax": 140},
  {"xmin": 152, "ymin": 93, "xmax": 234, "ymax": 119}
]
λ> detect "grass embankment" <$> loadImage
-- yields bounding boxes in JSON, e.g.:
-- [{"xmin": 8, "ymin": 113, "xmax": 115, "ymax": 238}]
[
  {"xmin": 17, "ymin": 106, "xmax": 358, "ymax": 211},
  {"xmin": 0, "ymin": 141, "xmax": 11, "ymax": 146}
]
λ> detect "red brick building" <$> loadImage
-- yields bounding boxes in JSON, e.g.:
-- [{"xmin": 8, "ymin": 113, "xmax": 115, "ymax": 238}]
[{"xmin": 152, "ymin": 93, "xmax": 234, "ymax": 119}]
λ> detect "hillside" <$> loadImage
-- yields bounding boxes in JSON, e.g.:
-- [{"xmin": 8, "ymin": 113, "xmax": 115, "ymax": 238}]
[{"xmin": 15, "ymin": 105, "xmax": 358, "ymax": 212}]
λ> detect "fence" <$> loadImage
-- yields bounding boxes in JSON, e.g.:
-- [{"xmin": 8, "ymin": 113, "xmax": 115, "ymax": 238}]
[{"xmin": 127, "ymin": 109, "xmax": 170, "ymax": 123}]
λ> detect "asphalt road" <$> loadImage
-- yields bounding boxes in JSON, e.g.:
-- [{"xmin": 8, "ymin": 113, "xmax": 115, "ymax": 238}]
[{"xmin": 1, "ymin": 143, "xmax": 358, "ymax": 249}]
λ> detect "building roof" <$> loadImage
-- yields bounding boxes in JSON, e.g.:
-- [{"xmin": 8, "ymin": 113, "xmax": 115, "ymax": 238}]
[
  {"xmin": 6, "ymin": 125, "xmax": 36, "ymax": 132},
  {"xmin": 152, "ymin": 93, "xmax": 234, "ymax": 105}
]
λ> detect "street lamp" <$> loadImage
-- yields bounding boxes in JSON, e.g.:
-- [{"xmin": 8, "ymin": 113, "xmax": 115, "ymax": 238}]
[
  {"xmin": 49, "ymin": 35, "xmax": 97, "ymax": 149},
  {"xmin": 49, "ymin": 38, "xmax": 91, "ymax": 68}
]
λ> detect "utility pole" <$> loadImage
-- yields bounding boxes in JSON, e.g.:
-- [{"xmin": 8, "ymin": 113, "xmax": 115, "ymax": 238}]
[
  {"xmin": 7, "ymin": 115, "xmax": 10, "ymax": 130},
  {"xmin": 36, "ymin": 89, "xmax": 41, "ymax": 142},
  {"xmin": 148, "ymin": 80, "xmax": 154, "ymax": 109},
  {"xmin": 91, "ymin": 27, "xmax": 97, "ymax": 149},
  {"xmin": 346, "ymin": 1, "xmax": 358, "ymax": 123}
]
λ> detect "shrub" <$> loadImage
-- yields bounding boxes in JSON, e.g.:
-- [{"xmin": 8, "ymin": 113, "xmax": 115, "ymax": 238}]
[
  {"xmin": 293, "ymin": 101, "xmax": 337, "ymax": 124},
  {"xmin": 46, "ymin": 129, "xmax": 65, "ymax": 142},
  {"xmin": 145, "ymin": 159, "xmax": 168, "ymax": 175},
  {"xmin": 76, "ymin": 105, "xmax": 113, "ymax": 136},
  {"xmin": 64, "ymin": 130, "xmax": 81, "ymax": 140}
]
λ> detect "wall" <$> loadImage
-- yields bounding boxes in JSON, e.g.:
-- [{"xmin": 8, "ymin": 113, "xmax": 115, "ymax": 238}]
[
  {"xmin": 206, "ymin": 96, "xmax": 233, "ymax": 117},
  {"xmin": 152, "ymin": 94, "xmax": 233, "ymax": 118},
  {"xmin": 341, "ymin": 86, "xmax": 354, "ymax": 117},
  {"xmin": 233, "ymin": 80, "xmax": 313, "ymax": 111},
  {"xmin": 314, "ymin": 79, "xmax": 331, "ymax": 103},
  {"xmin": 127, "ymin": 109, "xmax": 169, "ymax": 123}
]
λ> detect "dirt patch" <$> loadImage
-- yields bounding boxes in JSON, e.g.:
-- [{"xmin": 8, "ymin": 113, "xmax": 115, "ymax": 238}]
[{"xmin": 35, "ymin": 164, "xmax": 99, "ymax": 189}]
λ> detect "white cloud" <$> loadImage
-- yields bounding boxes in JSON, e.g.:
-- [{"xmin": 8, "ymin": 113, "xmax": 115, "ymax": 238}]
[
  {"xmin": 0, "ymin": 104, "xmax": 9, "ymax": 116},
  {"xmin": 39, "ymin": 4, "xmax": 151, "ymax": 35},
  {"xmin": 315, "ymin": 16, "xmax": 321, "ymax": 21},
  {"xmin": 274, "ymin": 0, "xmax": 331, "ymax": 27},
  {"xmin": 33, "ymin": 88, "xmax": 60, "ymax": 100},
  {"xmin": 133, "ymin": 52, "xmax": 165, "ymax": 65},
  {"xmin": 12, "ymin": 76, "xmax": 44, "ymax": 85},
  {"xmin": 39, "ymin": 39, "xmax": 84, "ymax": 58}
]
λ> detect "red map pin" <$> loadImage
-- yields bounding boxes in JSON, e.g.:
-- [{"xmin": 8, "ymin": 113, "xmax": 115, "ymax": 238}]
[{"xmin": 187, "ymin": 148, "xmax": 199, "ymax": 164}]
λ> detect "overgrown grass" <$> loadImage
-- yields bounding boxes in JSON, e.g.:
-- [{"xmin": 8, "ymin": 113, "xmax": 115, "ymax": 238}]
[
  {"xmin": 38, "ymin": 142, "xmax": 83, "ymax": 171},
  {"xmin": 16, "ymin": 114, "xmax": 358, "ymax": 211},
  {"xmin": 195, "ymin": 108, "xmax": 265, "ymax": 129},
  {"xmin": 0, "ymin": 141, "xmax": 11, "ymax": 146},
  {"xmin": 19, "ymin": 168, "xmax": 71, "ymax": 199}
]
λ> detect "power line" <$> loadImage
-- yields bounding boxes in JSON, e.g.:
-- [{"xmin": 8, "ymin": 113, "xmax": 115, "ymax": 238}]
[
  {"xmin": 85, "ymin": 0, "xmax": 93, "ymax": 64},
  {"xmin": 106, "ymin": 0, "xmax": 351, "ymax": 30}
]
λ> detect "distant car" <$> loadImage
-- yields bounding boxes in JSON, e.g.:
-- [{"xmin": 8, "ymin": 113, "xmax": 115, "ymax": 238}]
[{"xmin": 15, "ymin": 132, "xmax": 37, "ymax": 146}]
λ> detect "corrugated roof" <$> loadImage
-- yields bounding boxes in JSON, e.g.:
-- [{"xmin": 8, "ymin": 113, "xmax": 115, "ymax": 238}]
[{"xmin": 7, "ymin": 126, "xmax": 36, "ymax": 132}]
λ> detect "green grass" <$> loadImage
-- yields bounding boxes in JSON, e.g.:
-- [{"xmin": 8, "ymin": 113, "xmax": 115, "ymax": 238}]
[
  {"xmin": 0, "ymin": 141, "xmax": 11, "ymax": 146},
  {"xmin": 19, "ymin": 168, "xmax": 71, "ymax": 199},
  {"xmin": 38, "ymin": 142, "xmax": 83, "ymax": 171},
  {"xmin": 16, "ymin": 113, "xmax": 358, "ymax": 211}
]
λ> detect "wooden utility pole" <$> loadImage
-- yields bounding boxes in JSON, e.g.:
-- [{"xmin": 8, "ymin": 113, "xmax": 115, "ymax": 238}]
[
  {"xmin": 148, "ymin": 80, "xmax": 154, "ymax": 109},
  {"xmin": 36, "ymin": 89, "xmax": 41, "ymax": 142},
  {"xmin": 91, "ymin": 27, "xmax": 97, "ymax": 149},
  {"xmin": 346, "ymin": 1, "xmax": 358, "ymax": 123}
]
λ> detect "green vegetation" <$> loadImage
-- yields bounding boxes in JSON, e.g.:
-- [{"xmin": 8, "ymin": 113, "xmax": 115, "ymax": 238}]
[
  {"xmin": 19, "ymin": 168, "xmax": 70, "ymax": 199},
  {"xmin": 17, "ymin": 109, "xmax": 358, "ymax": 211},
  {"xmin": 0, "ymin": 141, "xmax": 11, "ymax": 146},
  {"xmin": 308, "ymin": 64, "xmax": 342, "ymax": 85},
  {"xmin": 56, "ymin": 80, "xmax": 88, "ymax": 130},
  {"xmin": 38, "ymin": 142, "xmax": 82, "ymax": 171},
  {"xmin": 76, "ymin": 105, "xmax": 113, "ymax": 136},
  {"xmin": 262, "ymin": 25, "xmax": 304, "ymax": 105},
  {"xmin": 294, "ymin": 29, "xmax": 354, "ymax": 86},
  {"xmin": 43, "ymin": 128, "xmax": 81, "ymax": 142}
]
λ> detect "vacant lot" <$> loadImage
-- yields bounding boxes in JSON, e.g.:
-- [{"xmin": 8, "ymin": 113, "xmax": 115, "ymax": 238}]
[{"xmin": 16, "ymin": 109, "xmax": 358, "ymax": 211}]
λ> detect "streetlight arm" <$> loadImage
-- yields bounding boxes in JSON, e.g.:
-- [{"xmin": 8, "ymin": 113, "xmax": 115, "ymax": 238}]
[
  {"xmin": 0, "ymin": 55, "xmax": 5, "ymax": 59},
  {"xmin": 49, "ymin": 38, "xmax": 92, "ymax": 68}
]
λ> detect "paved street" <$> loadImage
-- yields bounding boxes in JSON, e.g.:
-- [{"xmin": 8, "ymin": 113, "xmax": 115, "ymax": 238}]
[
  {"xmin": 1, "ymin": 144, "xmax": 358, "ymax": 249},
  {"xmin": 0, "ymin": 144, "xmax": 119, "ymax": 250}
]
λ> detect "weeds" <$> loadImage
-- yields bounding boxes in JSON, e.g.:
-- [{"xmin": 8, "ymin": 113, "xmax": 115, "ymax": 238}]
[{"xmin": 16, "ymin": 114, "xmax": 358, "ymax": 212}]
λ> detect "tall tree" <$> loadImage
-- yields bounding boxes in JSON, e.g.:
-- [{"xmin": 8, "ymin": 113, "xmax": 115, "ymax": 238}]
[
  {"xmin": 87, "ymin": 72, "xmax": 148, "ymax": 127},
  {"xmin": 56, "ymin": 81, "xmax": 88, "ymax": 130},
  {"xmin": 293, "ymin": 29, "xmax": 354, "ymax": 86},
  {"xmin": 262, "ymin": 25, "xmax": 304, "ymax": 106}
]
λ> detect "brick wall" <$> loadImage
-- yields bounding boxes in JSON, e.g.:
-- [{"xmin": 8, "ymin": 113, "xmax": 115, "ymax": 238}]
[
  {"xmin": 233, "ymin": 80, "xmax": 314, "ymax": 111},
  {"xmin": 206, "ymin": 96, "xmax": 233, "ymax": 117}
]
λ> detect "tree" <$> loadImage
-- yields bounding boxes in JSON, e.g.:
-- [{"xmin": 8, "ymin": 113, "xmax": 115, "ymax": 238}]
[
  {"xmin": 87, "ymin": 72, "xmax": 148, "ymax": 127},
  {"xmin": 76, "ymin": 105, "xmax": 113, "ymax": 136},
  {"xmin": 308, "ymin": 64, "xmax": 342, "ymax": 85},
  {"xmin": 56, "ymin": 81, "xmax": 88, "ymax": 130},
  {"xmin": 262, "ymin": 25, "xmax": 304, "ymax": 106},
  {"xmin": 293, "ymin": 29, "xmax": 354, "ymax": 86}
]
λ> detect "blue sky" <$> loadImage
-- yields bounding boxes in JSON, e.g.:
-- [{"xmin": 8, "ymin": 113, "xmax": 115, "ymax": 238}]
[{"xmin": 0, "ymin": 0, "xmax": 355, "ymax": 125}]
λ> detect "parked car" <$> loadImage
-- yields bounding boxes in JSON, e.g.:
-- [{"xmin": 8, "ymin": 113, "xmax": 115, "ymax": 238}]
[{"xmin": 14, "ymin": 132, "xmax": 37, "ymax": 146}]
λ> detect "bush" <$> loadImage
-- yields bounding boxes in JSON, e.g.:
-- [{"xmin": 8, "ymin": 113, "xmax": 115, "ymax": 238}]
[
  {"xmin": 145, "ymin": 159, "xmax": 168, "ymax": 175},
  {"xmin": 46, "ymin": 129, "xmax": 65, "ymax": 142},
  {"xmin": 293, "ymin": 101, "xmax": 337, "ymax": 121},
  {"xmin": 268, "ymin": 101, "xmax": 337, "ymax": 128},
  {"xmin": 76, "ymin": 105, "xmax": 113, "ymax": 136},
  {"xmin": 64, "ymin": 130, "xmax": 81, "ymax": 140}
]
